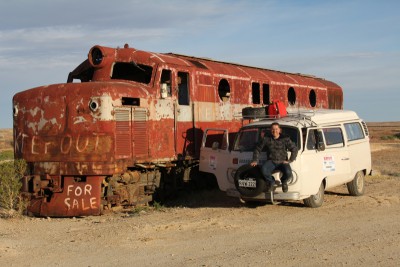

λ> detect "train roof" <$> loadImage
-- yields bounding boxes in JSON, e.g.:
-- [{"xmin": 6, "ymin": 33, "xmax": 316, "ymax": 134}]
[
  {"xmin": 161, "ymin": 52, "xmax": 341, "ymax": 91},
  {"xmin": 70, "ymin": 44, "xmax": 342, "ymax": 92}
]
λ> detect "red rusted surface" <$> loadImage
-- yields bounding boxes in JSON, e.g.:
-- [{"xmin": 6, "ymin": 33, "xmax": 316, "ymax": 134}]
[
  {"xmin": 27, "ymin": 176, "xmax": 103, "ymax": 217},
  {"xmin": 13, "ymin": 44, "xmax": 343, "ymax": 216}
]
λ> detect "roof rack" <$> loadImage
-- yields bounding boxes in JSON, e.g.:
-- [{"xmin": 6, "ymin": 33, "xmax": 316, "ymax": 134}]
[{"xmin": 239, "ymin": 107, "xmax": 320, "ymax": 127}]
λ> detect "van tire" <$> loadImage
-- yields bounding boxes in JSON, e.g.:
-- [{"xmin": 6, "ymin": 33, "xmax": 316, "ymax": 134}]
[
  {"xmin": 303, "ymin": 182, "xmax": 324, "ymax": 208},
  {"xmin": 242, "ymin": 107, "xmax": 266, "ymax": 118},
  {"xmin": 234, "ymin": 164, "xmax": 266, "ymax": 197},
  {"xmin": 347, "ymin": 171, "xmax": 365, "ymax": 196}
]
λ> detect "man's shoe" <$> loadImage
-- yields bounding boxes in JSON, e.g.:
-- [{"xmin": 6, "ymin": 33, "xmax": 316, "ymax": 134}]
[{"xmin": 282, "ymin": 182, "xmax": 288, "ymax": 193}]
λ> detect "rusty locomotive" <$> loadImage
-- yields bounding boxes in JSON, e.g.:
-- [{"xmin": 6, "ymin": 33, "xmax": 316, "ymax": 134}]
[{"xmin": 13, "ymin": 44, "xmax": 343, "ymax": 216}]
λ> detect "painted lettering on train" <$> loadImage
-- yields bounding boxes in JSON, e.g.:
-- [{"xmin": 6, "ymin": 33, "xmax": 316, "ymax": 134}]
[{"xmin": 64, "ymin": 184, "xmax": 98, "ymax": 211}]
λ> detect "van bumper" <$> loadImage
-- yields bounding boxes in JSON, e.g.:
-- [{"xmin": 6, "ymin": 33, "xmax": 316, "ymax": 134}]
[{"xmin": 226, "ymin": 188, "xmax": 301, "ymax": 201}]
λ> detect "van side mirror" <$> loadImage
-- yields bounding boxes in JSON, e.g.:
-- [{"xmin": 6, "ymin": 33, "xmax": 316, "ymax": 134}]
[{"xmin": 317, "ymin": 131, "xmax": 325, "ymax": 151}]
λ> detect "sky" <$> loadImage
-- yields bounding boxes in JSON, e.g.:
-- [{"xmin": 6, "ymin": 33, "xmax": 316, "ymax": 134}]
[{"xmin": 1, "ymin": 0, "xmax": 399, "ymax": 128}]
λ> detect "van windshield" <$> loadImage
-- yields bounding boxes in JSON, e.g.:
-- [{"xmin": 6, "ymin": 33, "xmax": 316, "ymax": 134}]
[{"xmin": 233, "ymin": 126, "xmax": 300, "ymax": 152}]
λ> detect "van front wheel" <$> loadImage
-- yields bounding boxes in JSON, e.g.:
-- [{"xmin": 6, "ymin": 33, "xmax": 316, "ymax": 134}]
[
  {"xmin": 347, "ymin": 171, "xmax": 365, "ymax": 196},
  {"xmin": 303, "ymin": 182, "xmax": 324, "ymax": 208}
]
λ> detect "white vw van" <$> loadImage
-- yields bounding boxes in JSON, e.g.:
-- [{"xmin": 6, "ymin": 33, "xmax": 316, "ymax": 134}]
[{"xmin": 199, "ymin": 109, "xmax": 371, "ymax": 207}]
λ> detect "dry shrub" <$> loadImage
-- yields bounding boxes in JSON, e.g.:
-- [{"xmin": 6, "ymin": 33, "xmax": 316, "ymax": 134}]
[
  {"xmin": 371, "ymin": 144, "xmax": 400, "ymax": 177},
  {"xmin": 367, "ymin": 123, "xmax": 400, "ymax": 144},
  {"xmin": 0, "ymin": 159, "xmax": 28, "ymax": 217}
]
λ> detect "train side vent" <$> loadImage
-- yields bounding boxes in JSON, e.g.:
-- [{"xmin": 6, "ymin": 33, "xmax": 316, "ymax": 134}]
[
  {"xmin": 133, "ymin": 108, "xmax": 148, "ymax": 157},
  {"xmin": 115, "ymin": 108, "xmax": 132, "ymax": 158}
]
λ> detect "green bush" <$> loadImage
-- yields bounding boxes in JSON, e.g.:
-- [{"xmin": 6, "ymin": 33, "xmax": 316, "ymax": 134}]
[
  {"xmin": 0, "ymin": 150, "xmax": 14, "ymax": 161},
  {"xmin": 0, "ymin": 159, "xmax": 27, "ymax": 216}
]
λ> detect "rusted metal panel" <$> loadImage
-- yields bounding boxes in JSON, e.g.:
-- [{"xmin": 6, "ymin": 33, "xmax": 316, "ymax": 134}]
[
  {"xmin": 132, "ymin": 108, "xmax": 149, "ymax": 158},
  {"xmin": 115, "ymin": 108, "xmax": 132, "ymax": 159},
  {"xmin": 27, "ymin": 176, "xmax": 103, "ymax": 217}
]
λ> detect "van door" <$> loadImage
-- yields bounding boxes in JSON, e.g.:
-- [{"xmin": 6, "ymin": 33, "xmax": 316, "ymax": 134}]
[
  {"xmin": 320, "ymin": 127, "xmax": 351, "ymax": 188},
  {"xmin": 300, "ymin": 128, "xmax": 324, "ymax": 196},
  {"xmin": 199, "ymin": 129, "xmax": 232, "ymax": 191},
  {"xmin": 301, "ymin": 127, "xmax": 351, "ymax": 194}
]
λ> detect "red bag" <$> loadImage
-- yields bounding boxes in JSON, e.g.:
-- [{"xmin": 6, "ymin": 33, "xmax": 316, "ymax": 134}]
[{"xmin": 268, "ymin": 100, "xmax": 287, "ymax": 118}]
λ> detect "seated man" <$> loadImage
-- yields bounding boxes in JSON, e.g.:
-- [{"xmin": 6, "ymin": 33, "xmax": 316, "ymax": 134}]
[{"xmin": 250, "ymin": 122, "xmax": 298, "ymax": 192}]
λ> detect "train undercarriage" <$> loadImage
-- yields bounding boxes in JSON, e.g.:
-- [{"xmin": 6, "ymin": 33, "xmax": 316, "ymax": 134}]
[{"xmin": 21, "ymin": 160, "xmax": 206, "ymax": 217}]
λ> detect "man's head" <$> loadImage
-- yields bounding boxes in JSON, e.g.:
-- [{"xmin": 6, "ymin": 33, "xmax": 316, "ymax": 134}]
[{"xmin": 270, "ymin": 122, "xmax": 281, "ymax": 139}]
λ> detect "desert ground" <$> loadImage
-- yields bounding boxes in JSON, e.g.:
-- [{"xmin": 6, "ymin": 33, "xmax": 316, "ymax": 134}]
[{"xmin": 1, "ymin": 123, "xmax": 399, "ymax": 266}]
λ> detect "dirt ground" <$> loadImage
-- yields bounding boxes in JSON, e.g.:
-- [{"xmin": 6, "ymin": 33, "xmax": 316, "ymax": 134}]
[{"xmin": 1, "ymin": 126, "xmax": 400, "ymax": 266}]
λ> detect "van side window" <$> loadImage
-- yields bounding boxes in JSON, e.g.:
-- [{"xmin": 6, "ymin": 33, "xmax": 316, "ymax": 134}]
[
  {"xmin": 306, "ymin": 129, "xmax": 318, "ymax": 150},
  {"xmin": 344, "ymin": 122, "xmax": 365, "ymax": 141},
  {"xmin": 323, "ymin": 127, "xmax": 344, "ymax": 147}
]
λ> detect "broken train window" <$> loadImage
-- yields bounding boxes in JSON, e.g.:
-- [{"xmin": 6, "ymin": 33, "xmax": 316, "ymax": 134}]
[{"xmin": 111, "ymin": 62, "xmax": 153, "ymax": 84}]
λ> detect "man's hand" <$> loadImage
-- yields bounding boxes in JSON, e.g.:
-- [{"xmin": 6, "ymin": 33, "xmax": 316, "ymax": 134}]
[{"xmin": 250, "ymin": 161, "xmax": 257, "ymax": 167}]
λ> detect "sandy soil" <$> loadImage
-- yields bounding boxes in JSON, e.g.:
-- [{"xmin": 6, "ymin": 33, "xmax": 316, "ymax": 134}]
[{"xmin": 1, "ymin": 136, "xmax": 400, "ymax": 266}]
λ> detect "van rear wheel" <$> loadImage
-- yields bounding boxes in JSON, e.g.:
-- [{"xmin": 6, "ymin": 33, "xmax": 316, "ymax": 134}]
[
  {"xmin": 347, "ymin": 171, "xmax": 365, "ymax": 196},
  {"xmin": 303, "ymin": 182, "xmax": 324, "ymax": 208}
]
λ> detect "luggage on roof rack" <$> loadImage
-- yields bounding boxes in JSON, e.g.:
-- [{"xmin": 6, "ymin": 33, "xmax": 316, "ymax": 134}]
[
  {"xmin": 268, "ymin": 100, "xmax": 287, "ymax": 118},
  {"xmin": 242, "ymin": 107, "xmax": 266, "ymax": 119}
]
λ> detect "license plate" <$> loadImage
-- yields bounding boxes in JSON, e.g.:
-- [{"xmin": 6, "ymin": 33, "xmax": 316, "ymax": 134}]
[{"xmin": 238, "ymin": 178, "xmax": 256, "ymax": 188}]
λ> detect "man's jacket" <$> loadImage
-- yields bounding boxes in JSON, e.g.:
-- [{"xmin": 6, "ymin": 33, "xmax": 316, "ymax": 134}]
[{"xmin": 252, "ymin": 134, "xmax": 298, "ymax": 163}]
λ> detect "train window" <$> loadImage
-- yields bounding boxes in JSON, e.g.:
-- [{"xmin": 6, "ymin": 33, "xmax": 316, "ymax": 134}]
[
  {"xmin": 160, "ymin": 69, "xmax": 172, "ymax": 97},
  {"xmin": 252, "ymin": 82, "xmax": 260, "ymax": 104},
  {"xmin": 218, "ymin": 79, "xmax": 230, "ymax": 102},
  {"xmin": 111, "ymin": 62, "xmax": 152, "ymax": 84},
  {"xmin": 263, "ymin": 84, "xmax": 270, "ymax": 104},
  {"xmin": 288, "ymin": 87, "xmax": 296, "ymax": 105},
  {"xmin": 309, "ymin": 89, "xmax": 316, "ymax": 107},
  {"xmin": 178, "ymin": 72, "xmax": 190, "ymax": 105},
  {"xmin": 122, "ymin": 97, "xmax": 140, "ymax": 106}
]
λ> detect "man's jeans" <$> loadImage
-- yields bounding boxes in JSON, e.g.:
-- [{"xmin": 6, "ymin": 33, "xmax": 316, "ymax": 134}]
[{"xmin": 260, "ymin": 160, "xmax": 293, "ymax": 184}]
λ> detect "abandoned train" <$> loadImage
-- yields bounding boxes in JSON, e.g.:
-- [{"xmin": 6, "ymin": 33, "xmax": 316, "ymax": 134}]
[{"xmin": 13, "ymin": 44, "xmax": 343, "ymax": 216}]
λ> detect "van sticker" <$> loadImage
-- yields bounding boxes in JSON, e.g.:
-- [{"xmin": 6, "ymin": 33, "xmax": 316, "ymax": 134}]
[
  {"xmin": 209, "ymin": 155, "xmax": 216, "ymax": 169},
  {"xmin": 323, "ymin": 156, "xmax": 335, "ymax": 171}
]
